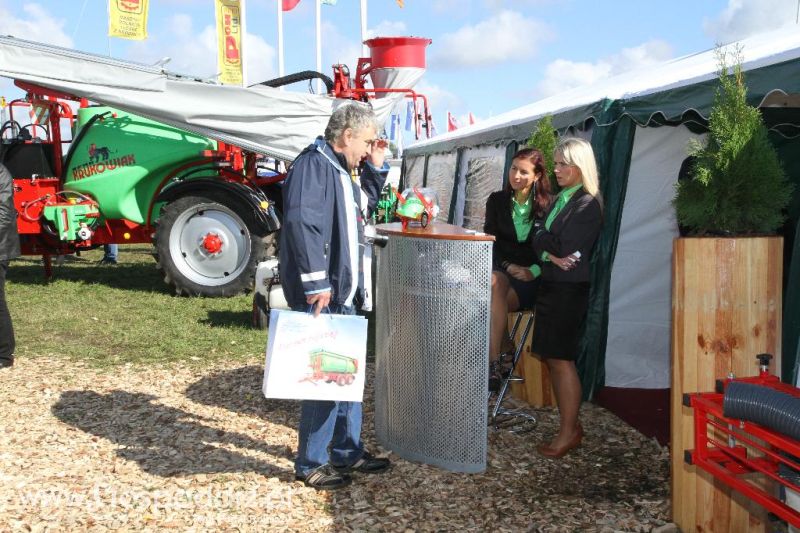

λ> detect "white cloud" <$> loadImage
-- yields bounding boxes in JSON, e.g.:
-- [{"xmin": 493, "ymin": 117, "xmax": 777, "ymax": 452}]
[
  {"xmin": 367, "ymin": 20, "xmax": 408, "ymax": 38},
  {"xmin": 125, "ymin": 14, "xmax": 276, "ymax": 84},
  {"xmin": 321, "ymin": 20, "xmax": 362, "ymax": 75},
  {"xmin": 535, "ymin": 39, "xmax": 673, "ymax": 98},
  {"xmin": 483, "ymin": 0, "xmax": 556, "ymax": 8},
  {"xmin": 431, "ymin": 10, "xmax": 553, "ymax": 68},
  {"xmin": 0, "ymin": 2, "xmax": 73, "ymax": 100},
  {"xmin": 413, "ymin": 80, "xmax": 462, "ymax": 124},
  {"xmin": 0, "ymin": 2, "xmax": 72, "ymax": 47},
  {"xmin": 244, "ymin": 33, "xmax": 278, "ymax": 84},
  {"xmin": 432, "ymin": 0, "xmax": 470, "ymax": 13},
  {"xmin": 705, "ymin": 0, "xmax": 797, "ymax": 43}
]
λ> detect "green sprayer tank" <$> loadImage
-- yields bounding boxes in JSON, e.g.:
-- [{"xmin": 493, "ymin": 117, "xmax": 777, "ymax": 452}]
[
  {"xmin": 309, "ymin": 349, "xmax": 358, "ymax": 375},
  {"xmin": 64, "ymin": 106, "xmax": 216, "ymax": 223}
]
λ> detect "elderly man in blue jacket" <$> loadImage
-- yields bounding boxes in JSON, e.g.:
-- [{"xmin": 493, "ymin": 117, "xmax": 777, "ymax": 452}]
[{"xmin": 279, "ymin": 103, "xmax": 390, "ymax": 490}]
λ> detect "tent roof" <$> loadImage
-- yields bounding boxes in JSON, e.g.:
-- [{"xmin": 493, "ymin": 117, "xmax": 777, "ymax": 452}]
[{"xmin": 406, "ymin": 27, "xmax": 800, "ymax": 157}]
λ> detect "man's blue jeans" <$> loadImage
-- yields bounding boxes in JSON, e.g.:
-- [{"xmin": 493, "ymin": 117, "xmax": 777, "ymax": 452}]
[
  {"xmin": 103, "ymin": 244, "xmax": 118, "ymax": 261},
  {"xmin": 292, "ymin": 303, "xmax": 364, "ymax": 476}
]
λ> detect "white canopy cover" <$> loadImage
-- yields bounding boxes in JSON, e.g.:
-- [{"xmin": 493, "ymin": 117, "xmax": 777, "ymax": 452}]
[{"xmin": 0, "ymin": 36, "xmax": 403, "ymax": 161}]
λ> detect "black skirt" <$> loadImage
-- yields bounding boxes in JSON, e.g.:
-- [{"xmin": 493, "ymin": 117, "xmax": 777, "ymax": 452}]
[
  {"xmin": 531, "ymin": 281, "xmax": 590, "ymax": 361},
  {"xmin": 493, "ymin": 267, "xmax": 539, "ymax": 310}
]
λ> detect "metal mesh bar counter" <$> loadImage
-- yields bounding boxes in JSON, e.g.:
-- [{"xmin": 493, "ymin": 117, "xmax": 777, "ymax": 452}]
[{"xmin": 374, "ymin": 222, "xmax": 494, "ymax": 473}]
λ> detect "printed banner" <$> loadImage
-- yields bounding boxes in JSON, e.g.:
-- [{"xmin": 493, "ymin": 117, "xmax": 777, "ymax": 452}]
[
  {"xmin": 263, "ymin": 309, "xmax": 368, "ymax": 402},
  {"xmin": 108, "ymin": 0, "xmax": 149, "ymax": 40},
  {"xmin": 215, "ymin": 0, "xmax": 244, "ymax": 86}
]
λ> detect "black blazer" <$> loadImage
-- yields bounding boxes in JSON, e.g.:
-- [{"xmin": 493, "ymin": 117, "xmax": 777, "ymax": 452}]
[
  {"xmin": 484, "ymin": 190, "xmax": 538, "ymax": 269},
  {"xmin": 533, "ymin": 188, "xmax": 602, "ymax": 283}
]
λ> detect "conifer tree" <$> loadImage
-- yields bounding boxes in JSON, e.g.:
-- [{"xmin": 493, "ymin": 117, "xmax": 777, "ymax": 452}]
[
  {"xmin": 674, "ymin": 47, "xmax": 792, "ymax": 235},
  {"xmin": 526, "ymin": 115, "xmax": 558, "ymax": 191}
]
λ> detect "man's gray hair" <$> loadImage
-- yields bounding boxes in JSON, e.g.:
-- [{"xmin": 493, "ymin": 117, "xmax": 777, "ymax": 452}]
[{"xmin": 324, "ymin": 103, "xmax": 379, "ymax": 142}]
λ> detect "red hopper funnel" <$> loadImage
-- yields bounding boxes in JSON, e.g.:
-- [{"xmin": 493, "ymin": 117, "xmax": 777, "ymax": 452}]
[{"xmin": 363, "ymin": 37, "xmax": 432, "ymax": 95}]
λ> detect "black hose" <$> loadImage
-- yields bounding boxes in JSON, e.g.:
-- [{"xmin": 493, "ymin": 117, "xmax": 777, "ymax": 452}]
[
  {"xmin": 0, "ymin": 120, "xmax": 23, "ymax": 140},
  {"xmin": 62, "ymin": 111, "xmax": 112, "ymax": 177},
  {"xmin": 252, "ymin": 70, "xmax": 334, "ymax": 94},
  {"xmin": 723, "ymin": 381, "xmax": 800, "ymax": 441}
]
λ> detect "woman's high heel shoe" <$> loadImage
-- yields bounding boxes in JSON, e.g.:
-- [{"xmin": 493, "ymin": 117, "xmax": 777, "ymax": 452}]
[{"xmin": 537, "ymin": 424, "xmax": 583, "ymax": 459}]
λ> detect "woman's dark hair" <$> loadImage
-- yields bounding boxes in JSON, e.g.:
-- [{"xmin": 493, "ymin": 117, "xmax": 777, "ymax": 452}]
[{"xmin": 504, "ymin": 147, "xmax": 553, "ymax": 220}]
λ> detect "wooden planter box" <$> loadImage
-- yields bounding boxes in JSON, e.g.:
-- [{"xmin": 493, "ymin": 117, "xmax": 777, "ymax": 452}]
[{"xmin": 671, "ymin": 236, "xmax": 783, "ymax": 533}]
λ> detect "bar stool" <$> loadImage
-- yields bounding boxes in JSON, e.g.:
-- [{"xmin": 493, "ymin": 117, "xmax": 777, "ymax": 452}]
[{"xmin": 489, "ymin": 310, "xmax": 538, "ymax": 432}]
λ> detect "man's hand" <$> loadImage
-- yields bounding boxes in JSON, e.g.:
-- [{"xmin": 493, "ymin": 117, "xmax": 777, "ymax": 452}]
[
  {"xmin": 306, "ymin": 291, "xmax": 332, "ymax": 317},
  {"xmin": 368, "ymin": 138, "xmax": 388, "ymax": 168},
  {"xmin": 506, "ymin": 263, "xmax": 535, "ymax": 281}
]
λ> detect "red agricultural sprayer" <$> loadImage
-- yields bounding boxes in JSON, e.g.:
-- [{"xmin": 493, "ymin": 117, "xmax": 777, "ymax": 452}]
[{"xmin": 0, "ymin": 35, "xmax": 432, "ymax": 297}]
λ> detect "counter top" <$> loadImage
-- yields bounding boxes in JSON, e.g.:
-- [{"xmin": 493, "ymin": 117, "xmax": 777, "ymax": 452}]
[{"xmin": 376, "ymin": 222, "xmax": 495, "ymax": 241}]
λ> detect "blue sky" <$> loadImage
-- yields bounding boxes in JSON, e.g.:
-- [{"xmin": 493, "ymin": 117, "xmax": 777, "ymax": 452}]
[{"xmin": 0, "ymin": 0, "xmax": 798, "ymax": 133}]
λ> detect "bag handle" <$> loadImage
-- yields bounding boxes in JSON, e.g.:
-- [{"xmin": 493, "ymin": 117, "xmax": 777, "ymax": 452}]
[{"xmin": 306, "ymin": 304, "xmax": 332, "ymax": 316}]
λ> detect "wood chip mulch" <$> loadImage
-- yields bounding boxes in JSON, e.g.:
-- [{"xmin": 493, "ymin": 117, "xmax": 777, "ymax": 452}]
[{"xmin": 0, "ymin": 357, "xmax": 673, "ymax": 532}]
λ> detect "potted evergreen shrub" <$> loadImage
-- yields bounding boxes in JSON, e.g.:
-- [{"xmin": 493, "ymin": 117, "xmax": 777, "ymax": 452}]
[
  {"xmin": 670, "ymin": 47, "xmax": 793, "ymax": 532},
  {"xmin": 674, "ymin": 49, "xmax": 792, "ymax": 235},
  {"xmin": 525, "ymin": 114, "xmax": 558, "ymax": 191}
]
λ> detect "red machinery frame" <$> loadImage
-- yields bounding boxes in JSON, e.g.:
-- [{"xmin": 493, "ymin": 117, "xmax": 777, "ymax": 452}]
[{"xmin": 684, "ymin": 359, "xmax": 800, "ymax": 528}]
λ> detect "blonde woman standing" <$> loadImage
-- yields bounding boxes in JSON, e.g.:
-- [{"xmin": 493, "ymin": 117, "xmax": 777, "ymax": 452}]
[{"xmin": 531, "ymin": 137, "xmax": 603, "ymax": 459}]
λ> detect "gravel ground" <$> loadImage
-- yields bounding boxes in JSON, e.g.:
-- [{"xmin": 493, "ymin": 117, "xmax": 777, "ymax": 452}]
[{"xmin": 0, "ymin": 356, "xmax": 673, "ymax": 532}]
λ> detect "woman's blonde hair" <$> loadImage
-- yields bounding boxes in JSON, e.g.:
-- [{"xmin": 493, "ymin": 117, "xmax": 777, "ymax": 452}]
[{"xmin": 556, "ymin": 137, "xmax": 600, "ymax": 197}]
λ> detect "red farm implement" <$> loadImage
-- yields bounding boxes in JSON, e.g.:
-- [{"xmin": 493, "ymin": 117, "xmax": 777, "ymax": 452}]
[{"xmin": 684, "ymin": 354, "xmax": 800, "ymax": 529}]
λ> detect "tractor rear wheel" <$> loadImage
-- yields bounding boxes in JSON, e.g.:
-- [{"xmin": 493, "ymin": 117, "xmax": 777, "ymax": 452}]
[{"xmin": 154, "ymin": 193, "xmax": 277, "ymax": 297}]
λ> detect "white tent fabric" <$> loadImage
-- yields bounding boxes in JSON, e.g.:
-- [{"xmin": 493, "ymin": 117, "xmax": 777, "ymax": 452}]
[
  {"xmin": 0, "ymin": 36, "xmax": 402, "ymax": 161},
  {"xmin": 605, "ymin": 125, "xmax": 704, "ymax": 388},
  {"xmin": 406, "ymin": 26, "xmax": 800, "ymax": 153}
]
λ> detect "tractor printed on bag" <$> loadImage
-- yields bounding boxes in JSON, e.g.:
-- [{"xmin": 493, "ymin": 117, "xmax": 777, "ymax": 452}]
[{"xmin": 302, "ymin": 349, "xmax": 358, "ymax": 386}]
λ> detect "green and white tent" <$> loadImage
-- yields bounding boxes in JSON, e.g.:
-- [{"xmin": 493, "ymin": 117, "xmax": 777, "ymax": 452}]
[{"xmin": 402, "ymin": 27, "xmax": 800, "ymax": 399}]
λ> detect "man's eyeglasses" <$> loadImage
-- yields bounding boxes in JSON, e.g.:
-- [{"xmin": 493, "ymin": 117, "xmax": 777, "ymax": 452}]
[{"xmin": 365, "ymin": 137, "xmax": 387, "ymax": 147}]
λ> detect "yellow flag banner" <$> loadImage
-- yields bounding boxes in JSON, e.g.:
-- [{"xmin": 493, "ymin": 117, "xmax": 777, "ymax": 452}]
[
  {"xmin": 215, "ymin": 0, "xmax": 244, "ymax": 86},
  {"xmin": 108, "ymin": 0, "xmax": 149, "ymax": 40}
]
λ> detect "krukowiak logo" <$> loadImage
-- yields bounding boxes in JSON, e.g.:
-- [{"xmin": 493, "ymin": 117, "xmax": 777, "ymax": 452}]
[{"xmin": 72, "ymin": 144, "xmax": 136, "ymax": 180}]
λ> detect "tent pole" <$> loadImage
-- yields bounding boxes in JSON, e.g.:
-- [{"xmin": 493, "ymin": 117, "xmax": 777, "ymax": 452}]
[
  {"xmin": 277, "ymin": 0, "xmax": 285, "ymax": 88},
  {"xmin": 316, "ymin": 0, "xmax": 322, "ymax": 93}
]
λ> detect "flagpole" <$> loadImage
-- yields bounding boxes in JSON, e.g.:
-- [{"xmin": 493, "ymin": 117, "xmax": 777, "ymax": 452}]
[
  {"xmin": 277, "ymin": 0, "xmax": 285, "ymax": 89},
  {"xmin": 397, "ymin": 119, "xmax": 403, "ymax": 158},
  {"xmin": 315, "ymin": 0, "xmax": 322, "ymax": 93},
  {"xmin": 241, "ymin": 0, "xmax": 248, "ymax": 87},
  {"xmin": 360, "ymin": 0, "xmax": 368, "ymax": 57}
]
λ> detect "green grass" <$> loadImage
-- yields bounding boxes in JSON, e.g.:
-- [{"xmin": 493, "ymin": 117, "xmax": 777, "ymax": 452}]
[{"xmin": 7, "ymin": 245, "xmax": 268, "ymax": 368}]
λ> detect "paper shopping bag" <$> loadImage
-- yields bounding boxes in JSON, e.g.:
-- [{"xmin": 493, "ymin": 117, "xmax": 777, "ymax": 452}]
[{"xmin": 262, "ymin": 309, "xmax": 368, "ymax": 402}]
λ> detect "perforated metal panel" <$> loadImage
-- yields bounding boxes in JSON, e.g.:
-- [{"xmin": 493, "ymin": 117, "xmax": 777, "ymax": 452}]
[{"xmin": 375, "ymin": 234, "xmax": 491, "ymax": 473}]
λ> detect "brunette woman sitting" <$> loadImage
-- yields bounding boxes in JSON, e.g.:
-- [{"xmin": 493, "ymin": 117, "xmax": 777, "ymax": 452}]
[{"xmin": 484, "ymin": 147, "xmax": 553, "ymax": 371}]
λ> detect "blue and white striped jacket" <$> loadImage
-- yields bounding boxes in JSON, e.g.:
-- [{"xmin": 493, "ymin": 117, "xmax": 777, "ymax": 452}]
[{"xmin": 279, "ymin": 137, "xmax": 387, "ymax": 308}]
